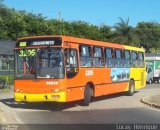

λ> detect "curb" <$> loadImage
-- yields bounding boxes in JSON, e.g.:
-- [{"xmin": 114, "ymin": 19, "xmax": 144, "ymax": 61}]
[{"xmin": 141, "ymin": 97, "xmax": 160, "ymax": 109}]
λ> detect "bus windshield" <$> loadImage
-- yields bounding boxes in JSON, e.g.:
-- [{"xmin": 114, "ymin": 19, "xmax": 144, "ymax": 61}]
[{"xmin": 15, "ymin": 48, "xmax": 64, "ymax": 79}]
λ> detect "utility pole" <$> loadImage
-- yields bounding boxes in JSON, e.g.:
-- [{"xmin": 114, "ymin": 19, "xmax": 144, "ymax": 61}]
[
  {"xmin": 58, "ymin": 12, "xmax": 61, "ymax": 22},
  {"xmin": 58, "ymin": 12, "xmax": 62, "ymax": 35}
]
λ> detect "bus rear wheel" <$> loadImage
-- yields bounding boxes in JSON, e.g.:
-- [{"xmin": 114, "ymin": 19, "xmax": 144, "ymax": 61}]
[
  {"xmin": 127, "ymin": 80, "xmax": 135, "ymax": 96},
  {"xmin": 83, "ymin": 84, "xmax": 92, "ymax": 106},
  {"xmin": 157, "ymin": 78, "xmax": 160, "ymax": 84},
  {"xmin": 148, "ymin": 78, "xmax": 152, "ymax": 84}
]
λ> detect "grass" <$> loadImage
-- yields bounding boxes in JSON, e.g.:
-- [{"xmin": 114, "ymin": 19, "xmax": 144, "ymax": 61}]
[
  {"xmin": 0, "ymin": 75, "xmax": 14, "ymax": 94},
  {"xmin": 0, "ymin": 87, "xmax": 11, "ymax": 93},
  {"xmin": 0, "ymin": 75, "xmax": 14, "ymax": 85}
]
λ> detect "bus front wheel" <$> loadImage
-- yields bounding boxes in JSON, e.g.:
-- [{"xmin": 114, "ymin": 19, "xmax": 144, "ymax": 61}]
[
  {"xmin": 83, "ymin": 84, "xmax": 92, "ymax": 106},
  {"xmin": 127, "ymin": 80, "xmax": 135, "ymax": 96}
]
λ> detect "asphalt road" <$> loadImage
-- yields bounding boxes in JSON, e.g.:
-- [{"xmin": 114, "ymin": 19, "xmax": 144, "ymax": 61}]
[{"xmin": 0, "ymin": 84, "xmax": 160, "ymax": 125}]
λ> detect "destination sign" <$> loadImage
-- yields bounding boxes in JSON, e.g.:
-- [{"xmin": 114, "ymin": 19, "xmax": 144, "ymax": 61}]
[
  {"xmin": 31, "ymin": 41, "xmax": 55, "ymax": 46},
  {"xmin": 16, "ymin": 37, "xmax": 62, "ymax": 47}
]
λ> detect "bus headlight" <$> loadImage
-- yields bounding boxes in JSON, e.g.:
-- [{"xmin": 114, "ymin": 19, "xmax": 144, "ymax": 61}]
[
  {"xmin": 55, "ymin": 89, "xmax": 59, "ymax": 92},
  {"xmin": 53, "ymin": 88, "xmax": 64, "ymax": 92},
  {"xmin": 16, "ymin": 89, "xmax": 19, "ymax": 92}
]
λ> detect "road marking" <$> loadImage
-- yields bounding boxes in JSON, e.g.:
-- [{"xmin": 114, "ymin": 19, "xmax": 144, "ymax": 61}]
[
  {"xmin": 0, "ymin": 113, "xmax": 7, "ymax": 123},
  {"xmin": 147, "ymin": 107, "xmax": 160, "ymax": 112},
  {"xmin": 13, "ymin": 112, "xmax": 24, "ymax": 124}
]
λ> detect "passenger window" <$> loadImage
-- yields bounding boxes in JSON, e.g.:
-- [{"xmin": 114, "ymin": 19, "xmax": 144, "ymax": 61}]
[
  {"xmin": 106, "ymin": 48, "xmax": 112, "ymax": 58},
  {"xmin": 138, "ymin": 52, "xmax": 144, "ymax": 67},
  {"xmin": 105, "ymin": 48, "xmax": 115, "ymax": 67},
  {"xmin": 131, "ymin": 51, "xmax": 138, "ymax": 67},
  {"xmin": 131, "ymin": 51, "xmax": 137, "ymax": 60},
  {"xmin": 79, "ymin": 45, "xmax": 92, "ymax": 67},
  {"xmin": 124, "ymin": 50, "xmax": 131, "ymax": 68},
  {"xmin": 138, "ymin": 52, "xmax": 144, "ymax": 60},
  {"xmin": 93, "ymin": 47, "xmax": 104, "ymax": 67},
  {"xmin": 115, "ymin": 49, "xmax": 121, "ymax": 59},
  {"xmin": 64, "ymin": 49, "xmax": 79, "ymax": 78},
  {"xmin": 115, "ymin": 49, "xmax": 123, "ymax": 67},
  {"xmin": 124, "ymin": 51, "xmax": 130, "ymax": 60}
]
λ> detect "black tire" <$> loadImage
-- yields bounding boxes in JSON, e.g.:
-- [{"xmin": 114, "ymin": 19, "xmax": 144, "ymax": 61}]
[
  {"xmin": 158, "ymin": 78, "xmax": 160, "ymax": 84},
  {"xmin": 83, "ymin": 84, "xmax": 91, "ymax": 106},
  {"xmin": 148, "ymin": 78, "xmax": 152, "ymax": 84},
  {"xmin": 127, "ymin": 80, "xmax": 135, "ymax": 96}
]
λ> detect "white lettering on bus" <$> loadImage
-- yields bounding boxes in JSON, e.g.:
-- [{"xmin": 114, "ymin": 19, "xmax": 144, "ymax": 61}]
[
  {"xmin": 46, "ymin": 81, "xmax": 58, "ymax": 85},
  {"xmin": 32, "ymin": 41, "xmax": 55, "ymax": 46},
  {"xmin": 85, "ymin": 70, "xmax": 94, "ymax": 76}
]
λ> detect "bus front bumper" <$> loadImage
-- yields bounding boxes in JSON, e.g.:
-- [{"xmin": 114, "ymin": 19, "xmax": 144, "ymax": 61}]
[{"xmin": 14, "ymin": 92, "xmax": 67, "ymax": 102}]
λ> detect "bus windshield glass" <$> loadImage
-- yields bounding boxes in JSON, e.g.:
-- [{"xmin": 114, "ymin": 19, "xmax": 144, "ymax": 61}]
[{"xmin": 15, "ymin": 48, "xmax": 64, "ymax": 79}]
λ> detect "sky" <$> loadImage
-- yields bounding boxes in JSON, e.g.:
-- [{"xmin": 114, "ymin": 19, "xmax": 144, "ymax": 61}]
[{"xmin": 3, "ymin": 0, "xmax": 160, "ymax": 27}]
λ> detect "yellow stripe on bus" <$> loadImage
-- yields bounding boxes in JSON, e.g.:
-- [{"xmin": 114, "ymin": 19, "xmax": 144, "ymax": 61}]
[
  {"xmin": 124, "ymin": 45, "xmax": 144, "ymax": 52},
  {"xmin": 14, "ymin": 92, "xmax": 67, "ymax": 102}
]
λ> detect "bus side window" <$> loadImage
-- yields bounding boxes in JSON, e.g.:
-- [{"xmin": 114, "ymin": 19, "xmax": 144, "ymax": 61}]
[
  {"xmin": 131, "ymin": 51, "xmax": 138, "ymax": 68},
  {"xmin": 79, "ymin": 45, "xmax": 92, "ymax": 67},
  {"xmin": 105, "ymin": 48, "xmax": 114, "ymax": 67},
  {"xmin": 124, "ymin": 50, "xmax": 131, "ymax": 68},
  {"xmin": 93, "ymin": 46, "xmax": 104, "ymax": 67},
  {"xmin": 138, "ymin": 52, "xmax": 144, "ymax": 68},
  {"xmin": 115, "ymin": 49, "xmax": 123, "ymax": 68},
  {"xmin": 64, "ymin": 48, "xmax": 79, "ymax": 78}
]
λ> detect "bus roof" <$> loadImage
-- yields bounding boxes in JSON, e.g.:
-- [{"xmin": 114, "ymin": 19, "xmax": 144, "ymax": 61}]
[{"xmin": 17, "ymin": 35, "xmax": 144, "ymax": 52}]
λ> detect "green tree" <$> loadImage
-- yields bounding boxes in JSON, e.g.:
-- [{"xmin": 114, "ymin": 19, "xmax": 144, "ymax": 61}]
[
  {"xmin": 136, "ymin": 22, "xmax": 160, "ymax": 52},
  {"xmin": 0, "ymin": 5, "xmax": 11, "ymax": 39},
  {"xmin": 99, "ymin": 24, "xmax": 113, "ymax": 42},
  {"xmin": 112, "ymin": 17, "xmax": 134, "ymax": 45}
]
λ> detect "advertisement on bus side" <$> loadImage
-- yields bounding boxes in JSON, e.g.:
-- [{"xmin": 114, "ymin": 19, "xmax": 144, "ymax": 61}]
[{"xmin": 111, "ymin": 68, "xmax": 130, "ymax": 82}]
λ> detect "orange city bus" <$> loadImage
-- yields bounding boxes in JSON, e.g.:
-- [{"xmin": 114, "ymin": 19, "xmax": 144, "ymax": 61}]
[{"xmin": 14, "ymin": 35, "xmax": 146, "ymax": 106}]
